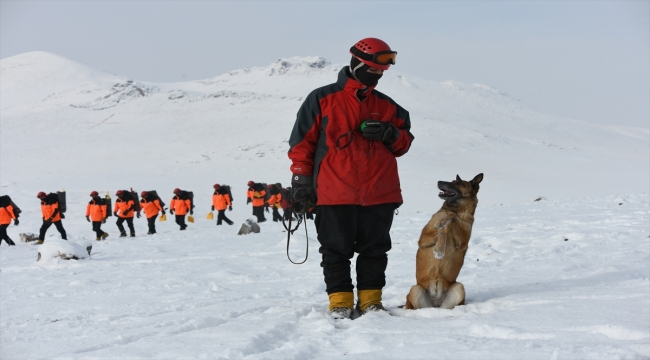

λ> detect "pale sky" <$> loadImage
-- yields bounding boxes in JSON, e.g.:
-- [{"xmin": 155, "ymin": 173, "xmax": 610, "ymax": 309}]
[{"xmin": 1, "ymin": 0, "xmax": 648, "ymax": 128}]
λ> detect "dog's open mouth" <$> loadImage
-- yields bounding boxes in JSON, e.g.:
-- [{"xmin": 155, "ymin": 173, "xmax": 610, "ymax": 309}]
[{"xmin": 438, "ymin": 190, "xmax": 456, "ymax": 199}]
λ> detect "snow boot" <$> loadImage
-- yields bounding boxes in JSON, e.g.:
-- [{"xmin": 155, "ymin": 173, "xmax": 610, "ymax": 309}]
[
  {"xmin": 357, "ymin": 290, "xmax": 387, "ymax": 315},
  {"xmin": 330, "ymin": 307, "xmax": 352, "ymax": 320},
  {"xmin": 101, "ymin": 232, "xmax": 109, "ymax": 240},
  {"xmin": 119, "ymin": 232, "xmax": 127, "ymax": 238},
  {"xmin": 328, "ymin": 292, "xmax": 354, "ymax": 319},
  {"xmin": 37, "ymin": 239, "xmax": 44, "ymax": 244},
  {"xmin": 130, "ymin": 233, "xmax": 135, "ymax": 237}
]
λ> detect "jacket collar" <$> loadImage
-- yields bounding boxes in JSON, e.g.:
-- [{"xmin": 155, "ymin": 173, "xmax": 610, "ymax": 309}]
[{"xmin": 337, "ymin": 67, "xmax": 376, "ymax": 95}]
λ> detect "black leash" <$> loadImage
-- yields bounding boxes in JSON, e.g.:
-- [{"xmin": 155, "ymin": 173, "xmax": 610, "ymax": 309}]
[{"xmin": 283, "ymin": 203, "xmax": 310, "ymax": 265}]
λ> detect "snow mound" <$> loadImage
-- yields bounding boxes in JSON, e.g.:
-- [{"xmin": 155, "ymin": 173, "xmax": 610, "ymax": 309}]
[{"xmin": 37, "ymin": 239, "xmax": 93, "ymax": 262}]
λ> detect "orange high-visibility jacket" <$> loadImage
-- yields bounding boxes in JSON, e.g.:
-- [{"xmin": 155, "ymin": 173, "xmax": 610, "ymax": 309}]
[
  {"xmin": 252, "ymin": 190, "xmax": 266, "ymax": 207},
  {"xmin": 86, "ymin": 199, "xmax": 107, "ymax": 222},
  {"xmin": 0, "ymin": 204, "xmax": 16, "ymax": 225},
  {"xmin": 41, "ymin": 196, "xmax": 62, "ymax": 222},
  {"xmin": 170, "ymin": 196, "xmax": 191, "ymax": 215},
  {"xmin": 267, "ymin": 193, "xmax": 282, "ymax": 208},
  {"xmin": 114, "ymin": 198, "xmax": 135, "ymax": 218},
  {"xmin": 141, "ymin": 198, "xmax": 162, "ymax": 219},
  {"xmin": 212, "ymin": 192, "xmax": 232, "ymax": 211}
]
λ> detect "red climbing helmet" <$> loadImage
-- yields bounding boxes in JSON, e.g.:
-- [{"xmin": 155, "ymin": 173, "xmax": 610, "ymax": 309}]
[
  {"xmin": 90, "ymin": 191, "xmax": 99, "ymax": 197},
  {"xmin": 349, "ymin": 38, "xmax": 396, "ymax": 71},
  {"xmin": 116, "ymin": 190, "xmax": 124, "ymax": 197},
  {"xmin": 37, "ymin": 191, "xmax": 46, "ymax": 199},
  {"xmin": 141, "ymin": 191, "xmax": 149, "ymax": 198},
  {"xmin": 173, "ymin": 188, "xmax": 181, "ymax": 194},
  {"xmin": 247, "ymin": 181, "xmax": 254, "ymax": 187},
  {"xmin": 213, "ymin": 184, "xmax": 221, "ymax": 190}
]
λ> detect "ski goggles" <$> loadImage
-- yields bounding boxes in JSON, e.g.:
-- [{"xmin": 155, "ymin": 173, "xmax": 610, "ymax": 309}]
[{"xmin": 350, "ymin": 47, "xmax": 397, "ymax": 66}]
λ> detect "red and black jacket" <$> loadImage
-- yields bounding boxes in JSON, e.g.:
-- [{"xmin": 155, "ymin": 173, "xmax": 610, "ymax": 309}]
[{"xmin": 288, "ymin": 67, "xmax": 414, "ymax": 206}]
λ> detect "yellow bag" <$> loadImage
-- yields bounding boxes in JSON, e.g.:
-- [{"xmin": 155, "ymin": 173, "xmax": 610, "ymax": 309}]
[
  {"xmin": 159, "ymin": 213, "xmax": 167, "ymax": 222},
  {"xmin": 188, "ymin": 215, "xmax": 195, "ymax": 223},
  {"xmin": 206, "ymin": 212, "xmax": 214, "ymax": 220}
]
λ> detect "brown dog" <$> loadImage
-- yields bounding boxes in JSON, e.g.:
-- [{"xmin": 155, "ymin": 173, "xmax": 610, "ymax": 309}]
[{"xmin": 405, "ymin": 173, "xmax": 483, "ymax": 310}]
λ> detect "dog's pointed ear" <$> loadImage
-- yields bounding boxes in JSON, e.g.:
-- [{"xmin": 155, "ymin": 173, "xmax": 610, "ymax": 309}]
[
  {"xmin": 456, "ymin": 174, "xmax": 462, "ymax": 182},
  {"xmin": 471, "ymin": 173, "xmax": 484, "ymax": 186}
]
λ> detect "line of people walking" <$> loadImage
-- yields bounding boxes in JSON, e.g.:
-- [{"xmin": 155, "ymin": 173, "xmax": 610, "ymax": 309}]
[{"xmin": 0, "ymin": 181, "xmax": 298, "ymax": 245}]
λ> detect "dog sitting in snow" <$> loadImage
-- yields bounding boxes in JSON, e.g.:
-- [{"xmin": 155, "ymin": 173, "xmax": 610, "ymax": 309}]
[{"xmin": 405, "ymin": 173, "xmax": 483, "ymax": 310}]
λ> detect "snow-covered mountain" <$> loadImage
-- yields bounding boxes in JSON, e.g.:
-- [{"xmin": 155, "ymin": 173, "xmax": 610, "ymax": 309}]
[
  {"xmin": 1, "ymin": 51, "xmax": 649, "ymax": 359},
  {"xmin": 1, "ymin": 51, "xmax": 648, "ymax": 211}
]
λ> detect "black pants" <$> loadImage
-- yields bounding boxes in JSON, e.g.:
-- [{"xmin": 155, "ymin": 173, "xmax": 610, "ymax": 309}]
[
  {"xmin": 252, "ymin": 206, "xmax": 266, "ymax": 222},
  {"xmin": 175, "ymin": 215, "xmax": 187, "ymax": 230},
  {"xmin": 217, "ymin": 210, "xmax": 233, "ymax": 225},
  {"xmin": 315, "ymin": 204, "xmax": 395, "ymax": 294},
  {"xmin": 39, "ymin": 220, "xmax": 67, "ymax": 240},
  {"xmin": 0, "ymin": 224, "xmax": 15, "ymax": 245},
  {"xmin": 92, "ymin": 221, "xmax": 104, "ymax": 238},
  {"xmin": 116, "ymin": 217, "xmax": 135, "ymax": 234},
  {"xmin": 147, "ymin": 215, "xmax": 157, "ymax": 233},
  {"xmin": 283, "ymin": 208, "xmax": 291, "ymax": 221},
  {"xmin": 272, "ymin": 207, "xmax": 282, "ymax": 222}
]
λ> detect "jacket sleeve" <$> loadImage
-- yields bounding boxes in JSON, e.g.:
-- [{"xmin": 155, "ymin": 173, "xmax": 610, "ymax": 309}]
[
  {"xmin": 7, "ymin": 205, "xmax": 16, "ymax": 220},
  {"xmin": 170, "ymin": 198, "xmax": 176, "ymax": 211},
  {"xmin": 386, "ymin": 102, "xmax": 414, "ymax": 157},
  {"xmin": 226, "ymin": 194, "xmax": 231, "ymax": 207},
  {"xmin": 101, "ymin": 204, "xmax": 107, "ymax": 218},
  {"xmin": 85, "ymin": 203, "xmax": 91, "ymax": 216},
  {"xmin": 288, "ymin": 90, "xmax": 322, "ymax": 176},
  {"xmin": 154, "ymin": 200, "xmax": 162, "ymax": 211}
]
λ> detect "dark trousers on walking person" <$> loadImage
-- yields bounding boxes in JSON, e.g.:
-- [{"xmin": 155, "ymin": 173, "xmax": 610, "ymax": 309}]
[
  {"xmin": 315, "ymin": 204, "xmax": 395, "ymax": 294},
  {"xmin": 252, "ymin": 206, "xmax": 266, "ymax": 223},
  {"xmin": 217, "ymin": 210, "xmax": 233, "ymax": 225},
  {"xmin": 175, "ymin": 215, "xmax": 187, "ymax": 230},
  {"xmin": 116, "ymin": 217, "xmax": 135, "ymax": 236},
  {"xmin": 147, "ymin": 215, "xmax": 157, "ymax": 234},
  {"xmin": 0, "ymin": 224, "xmax": 16, "ymax": 246},
  {"xmin": 39, "ymin": 220, "xmax": 67, "ymax": 241},
  {"xmin": 272, "ymin": 207, "xmax": 282, "ymax": 222},
  {"xmin": 92, "ymin": 221, "xmax": 105, "ymax": 239}
]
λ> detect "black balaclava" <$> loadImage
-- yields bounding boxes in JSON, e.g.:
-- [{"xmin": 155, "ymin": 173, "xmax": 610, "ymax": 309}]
[{"xmin": 350, "ymin": 57, "xmax": 383, "ymax": 87}]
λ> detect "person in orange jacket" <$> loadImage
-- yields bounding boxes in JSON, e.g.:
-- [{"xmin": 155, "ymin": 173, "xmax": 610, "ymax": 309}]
[
  {"xmin": 247, "ymin": 181, "xmax": 267, "ymax": 223},
  {"xmin": 212, "ymin": 184, "xmax": 233, "ymax": 226},
  {"xmin": 170, "ymin": 188, "xmax": 192, "ymax": 230},
  {"xmin": 37, "ymin": 191, "xmax": 67, "ymax": 244},
  {"xmin": 86, "ymin": 191, "xmax": 108, "ymax": 241},
  {"xmin": 113, "ymin": 190, "xmax": 137, "ymax": 237},
  {"xmin": 266, "ymin": 183, "xmax": 283, "ymax": 222},
  {"xmin": 0, "ymin": 196, "xmax": 18, "ymax": 246},
  {"xmin": 140, "ymin": 191, "xmax": 164, "ymax": 234}
]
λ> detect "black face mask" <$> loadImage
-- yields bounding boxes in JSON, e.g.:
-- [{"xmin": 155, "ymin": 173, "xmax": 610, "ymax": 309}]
[{"xmin": 350, "ymin": 57, "xmax": 383, "ymax": 87}]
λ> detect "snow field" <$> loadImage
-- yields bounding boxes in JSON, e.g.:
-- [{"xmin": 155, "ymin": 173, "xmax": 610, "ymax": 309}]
[{"xmin": 1, "ymin": 193, "xmax": 648, "ymax": 359}]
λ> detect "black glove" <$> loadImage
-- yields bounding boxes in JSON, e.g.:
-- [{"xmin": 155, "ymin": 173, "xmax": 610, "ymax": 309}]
[
  {"xmin": 14, "ymin": 219, "xmax": 19, "ymax": 226},
  {"xmin": 60, "ymin": 213, "xmax": 65, "ymax": 219},
  {"xmin": 360, "ymin": 120, "xmax": 399, "ymax": 143},
  {"xmin": 291, "ymin": 174, "xmax": 317, "ymax": 212},
  {"xmin": 211, "ymin": 206, "xmax": 215, "ymax": 211},
  {"xmin": 170, "ymin": 209, "xmax": 175, "ymax": 215},
  {"xmin": 86, "ymin": 216, "xmax": 90, "ymax": 222},
  {"xmin": 137, "ymin": 212, "xmax": 141, "ymax": 218},
  {"xmin": 190, "ymin": 210, "xmax": 193, "ymax": 215},
  {"xmin": 123, "ymin": 209, "xmax": 130, "ymax": 216},
  {"xmin": 113, "ymin": 212, "xmax": 118, "ymax": 217},
  {"xmin": 265, "ymin": 207, "xmax": 270, "ymax": 213},
  {"xmin": 162, "ymin": 210, "xmax": 166, "ymax": 215},
  {"xmin": 247, "ymin": 198, "xmax": 252, "ymax": 204},
  {"xmin": 102, "ymin": 218, "xmax": 106, "ymax": 224},
  {"xmin": 228, "ymin": 206, "xmax": 232, "ymax": 211}
]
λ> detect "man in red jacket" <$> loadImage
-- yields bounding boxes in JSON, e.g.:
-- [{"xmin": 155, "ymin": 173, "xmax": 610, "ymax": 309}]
[{"xmin": 288, "ymin": 38, "xmax": 413, "ymax": 319}]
